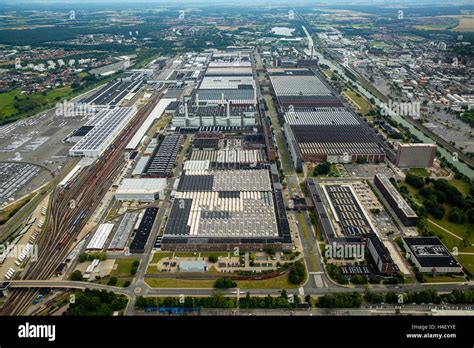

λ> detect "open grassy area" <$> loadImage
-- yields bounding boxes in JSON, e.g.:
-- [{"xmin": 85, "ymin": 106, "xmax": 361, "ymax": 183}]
[
  {"xmin": 425, "ymin": 218, "xmax": 474, "ymax": 252},
  {"xmin": 343, "ymin": 89, "xmax": 372, "ymax": 114},
  {"xmin": 155, "ymin": 114, "xmax": 171, "ymax": 129},
  {"xmin": 0, "ymin": 87, "xmax": 72, "ymax": 120},
  {"xmin": 423, "ymin": 274, "xmax": 466, "ymax": 283},
  {"xmin": 96, "ymin": 258, "xmax": 139, "ymax": 287},
  {"xmin": 264, "ymin": 95, "xmax": 293, "ymax": 173},
  {"xmin": 297, "ymin": 212, "xmax": 309, "ymax": 240},
  {"xmin": 144, "ymin": 272, "xmax": 298, "ymax": 289},
  {"xmin": 449, "ymin": 179, "xmax": 471, "ymax": 197},
  {"xmin": 110, "ymin": 258, "xmax": 140, "ymax": 277},
  {"xmin": 297, "ymin": 212, "xmax": 318, "ymax": 271},
  {"xmin": 322, "ymin": 69, "xmax": 333, "ymax": 79},
  {"xmin": 0, "ymin": 89, "xmax": 20, "ymax": 118},
  {"xmin": 236, "ymin": 273, "xmax": 299, "ymax": 289},
  {"xmin": 98, "ymin": 277, "xmax": 132, "ymax": 287},
  {"xmin": 414, "ymin": 21, "xmax": 458, "ymax": 31},
  {"xmin": 456, "ymin": 255, "xmax": 474, "ymax": 275},
  {"xmin": 145, "ymin": 278, "xmax": 215, "ymax": 288}
]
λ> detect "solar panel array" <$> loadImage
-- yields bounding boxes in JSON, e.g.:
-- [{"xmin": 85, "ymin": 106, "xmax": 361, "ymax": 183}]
[
  {"xmin": 323, "ymin": 185, "xmax": 374, "ymax": 236},
  {"xmin": 190, "ymin": 149, "xmax": 264, "ymax": 163},
  {"xmin": 143, "ymin": 134, "xmax": 183, "ymax": 177},
  {"xmin": 270, "ymin": 75, "xmax": 332, "ymax": 96},
  {"xmin": 284, "ymin": 108, "xmax": 360, "ymax": 126},
  {"xmin": 81, "ymin": 79, "xmax": 143, "ymax": 106},
  {"xmin": 289, "ymin": 125, "xmax": 384, "ymax": 157},
  {"xmin": 70, "ymin": 107, "xmax": 136, "ymax": 156},
  {"xmin": 129, "ymin": 207, "xmax": 158, "ymax": 253},
  {"xmin": 166, "ymin": 190, "xmax": 278, "ymax": 238},
  {"xmin": 196, "ymin": 89, "xmax": 255, "ymax": 105}
]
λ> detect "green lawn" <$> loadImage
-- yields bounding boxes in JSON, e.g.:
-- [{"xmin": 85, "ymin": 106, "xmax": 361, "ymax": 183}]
[
  {"xmin": 96, "ymin": 258, "xmax": 139, "ymax": 287},
  {"xmin": 0, "ymin": 86, "xmax": 72, "ymax": 120},
  {"xmin": 343, "ymin": 89, "xmax": 372, "ymax": 114},
  {"xmin": 145, "ymin": 278, "xmax": 215, "ymax": 288},
  {"xmin": 449, "ymin": 179, "xmax": 471, "ymax": 197},
  {"xmin": 144, "ymin": 273, "xmax": 299, "ymax": 289},
  {"xmin": 236, "ymin": 273, "xmax": 299, "ymax": 289},
  {"xmin": 456, "ymin": 255, "xmax": 474, "ymax": 275},
  {"xmin": 110, "ymin": 258, "xmax": 140, "ymax": 277},
  {"xmin": 0, "ymin": 89, "xmax": 20, "ymax": 118},
  {"xmin": 406, "ymin": 168, "xmax": 429, "ymax": 177},
  {"xmin": 423, "ymin": 274, "xmax": 466, "ymax": 283},
  {"xmin": 297, "ymin": 212, "xmax": 318, "ymax": 271},
  {"xmin": 426, "ymin": 220, "xmax": 474, "ymax": 253},
  {"xmin": 150, "ymin": 252, "xmax": 174, "ymax": 263},
  {"xmin": 0, "ymin": 192, "xmax": 35, "ymax": 225}
]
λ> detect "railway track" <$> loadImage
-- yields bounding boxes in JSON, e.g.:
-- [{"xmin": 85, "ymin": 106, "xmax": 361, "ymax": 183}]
[{"xmin": 1, "ymin": 93, "xmax": 162, "ymax": 315}]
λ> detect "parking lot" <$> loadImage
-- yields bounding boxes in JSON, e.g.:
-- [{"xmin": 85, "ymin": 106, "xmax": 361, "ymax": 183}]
[
  {"xmin": 0, "ymin": 162, "xmax": 42, "ymax": 205},
  {"xmin": 0, "ymin": 104, "xmax": 93, "ymax": 200}
]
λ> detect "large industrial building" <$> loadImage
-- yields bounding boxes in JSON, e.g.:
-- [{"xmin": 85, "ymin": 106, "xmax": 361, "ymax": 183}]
[
  {"xmin": 80, "ymin": 75, "xmax": 143, "ymax": 107},
  {"xmin": 269, "ymin": 68, "xmax": 387, "ymax": 169},
  {"xmin": 374, "ymin": 173, "xmax": 418, "ymax": 226},
  {"xmin": 306, "ymin": 179, "xmax": 398, "ymax": 275},
  {"xmin": 69, "ymin": 107, "xmax": 137, "ymax": 158},
  {"xmin": 162, "ymin": 168, "xmax": 291, "ymax": 251},
  {"xmin": 284, "ymin": 124, "xmax": 386, "ymax": 166},
  {"xmin": 142, "ymin": 134, "xmax": 183, "ymax": 178},
  {"xmin": 402, "ymin": 237, "xmax": 462, "ymax": 273},
  {"xmin": 115, "ymin": 178, "xmax": 167, "ymax": 202},
  {"xmin": 161, "ymin": 129, "xmax": 291, "ymax": 252},
  {"xmin": 395, "ymin": 143, "xmax": 437, "ymax": 169},
  {"xmin": 172, "ymin": 50, "xmax": 258, "ymax": 129}
]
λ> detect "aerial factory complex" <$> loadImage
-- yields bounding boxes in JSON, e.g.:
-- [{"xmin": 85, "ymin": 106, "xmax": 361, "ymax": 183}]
[{"xmin": 0, "ymin": 2, "xmax": 472, "ymax": 325}]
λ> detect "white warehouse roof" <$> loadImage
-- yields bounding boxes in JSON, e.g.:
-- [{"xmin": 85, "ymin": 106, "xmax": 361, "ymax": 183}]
[
  {"xmin": 70, "ymin": 107, "xmax": 137, "ymax": 158},
  {"xmin": 86, "ymin": 223, "xmax": 114, "ymax": 250},
  {"xmin": 126, "ymin": 98, "xmax": 176, "ymax": 150},
  {"xmin": 115, "ymin": 178, "xmax": 167, "ymax": 202}
]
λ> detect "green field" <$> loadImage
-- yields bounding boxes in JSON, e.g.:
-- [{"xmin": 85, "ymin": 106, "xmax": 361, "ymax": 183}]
[
  {"xmin": 402, "ymin": 179, "xmax": 474, "ymax": 274},
  {"xmin": 144, "ymin": 273, "xmax": 298, "ymax": 289},
  {"xmin": 98, "ymin": 258, "xmax": 139, "ymax": 287},
  {"xmin": 0, "ymin": 86, "xmax": 72, "ymax": 120},
  {"xmin": 343, "ymin": 90, "xmax": 372, "ymax": 114},
  {"xmin": 110, "ymin": 258, "xmax": 140, "ymax": 277},
  {"xmin": 406, "ymin": 168, "xmax": 429, "ymax": 177},
  {"xmin": 236, "ymin": 273, "xmax": 299, "ymax": 289},
  {"xmin": 297, "ymin": 212, "xmax": 318, "ymax": 271},
  {"xmin": 426, "ymin": 218, "xmax": 474, "ymax": 251},
  {"xmin": 456, "ymin": 255, "xmax": 474, "ymax": 275},
  {"xmin": 145, "ymin": 278, "xmax": 215, "ymax": 288},
  {"xmin": 0, "ymin": 90, "xmax": 19, "ymax": 118},
  {"xmin": 423, "ymin": 274, "xmax": 466, "ymax": 283},
  {"xmin": 449, "ymin": 179, "xmax": 471, "ymax": 197}
]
